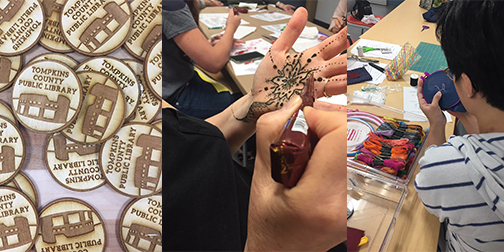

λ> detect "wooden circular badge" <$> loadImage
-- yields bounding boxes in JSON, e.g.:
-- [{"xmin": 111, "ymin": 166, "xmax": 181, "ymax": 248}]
[
  {"xmin": 151, "ymin": 119, "xmax": 161, "ymax": 130},
  {"xmin": 39, "ymin": 0, "xmax": 73, "ymax": 52},
  {"xmin": 4, "ymin": 171, "xmax": 38, "ymax": 208},
  {"xmin": 35, "ymin": 198, "xmax": 106, "ymax": 252},
  {"xmin": 119, "ymin": 195, "xmax": 162, "ymax": 252},
  {"xmin": 143, "ymin": 39, "xmax": 161, "ymax": 100},
  {"xmin": 60, "ymin": 0, "xmax": 133, "ymax": 56},
  {"xmin": 100, "ymin": 123, "xmax": 161, "ymax": 197},
  {"xmin": 0, "ymin": 0, "xmax": 45, "ymax": 56},
  {"xmin": 45, "ymin": 132, "xmax": 105, "ymax": 191},
  {"xmin": 124, "ymin": 0, "xmax": 161, "ymax": 60},
  {"xmin": 0, "ymin": 55, "xmax": 23, "ymax": 92},
  {"xmin": 0, "ymin": 116, "xmax": 24, "ymax": 185},
  {"xmin": 0, "ymin": 187, "xmax": 38, "ymax": 252},
  {"xmin": 76, "ymin": 57, "xmax": 140, "ymax": 121},
  {"xmin": 123, "ymin": 59, "xmax": 161, "ymax": 124},
  {"xmin": 62, "ymin": 71, "xmax": 126, "ymax": 144},
  {"xmin": 28, "ymin": 53, "xmax": 79, "ymax": 69},
  {"xmin": 11, "ymin": 60, "xmax": 82, "ymax": 133},
  {"xmin": 0, "ymin": 100, "xmax": 17, "ymax": 126}
]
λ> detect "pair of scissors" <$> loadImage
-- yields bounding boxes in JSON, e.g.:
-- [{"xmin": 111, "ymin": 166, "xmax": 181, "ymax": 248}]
[
  {"xmin": 347, "ymin": 55, "xmax": 379, "ymax": 63},
  {"xmin": 262, "ymin": 34, "xmax": 277, "ymax": 43}
]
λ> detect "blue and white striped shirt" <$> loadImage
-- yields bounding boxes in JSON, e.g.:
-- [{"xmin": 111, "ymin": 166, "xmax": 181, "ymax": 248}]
[{"xmin": 416, "ymin": 133, "xmax": 504, "ymax": 252}]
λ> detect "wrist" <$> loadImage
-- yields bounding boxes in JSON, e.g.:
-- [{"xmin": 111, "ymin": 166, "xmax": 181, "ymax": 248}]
[{"xmin": 276, "ymin": 1, "xmax": 283, "ymax": 8}]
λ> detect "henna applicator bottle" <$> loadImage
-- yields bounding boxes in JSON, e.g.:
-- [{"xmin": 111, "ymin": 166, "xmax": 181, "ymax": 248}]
[{"xmin": 270, "ymin": 73, "xmax": 318, "ymax": 188}]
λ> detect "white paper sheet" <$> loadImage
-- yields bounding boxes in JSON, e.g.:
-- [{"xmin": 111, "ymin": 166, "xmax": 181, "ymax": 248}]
[
  {"xmin": 347, "ymin": 59, "xmax": 387, "ymax": 85},
  {"xmin": 350, "ymin": 39, "xmax": 402, "ymax": 60},
  {"xmin": 403, "ymin": 87, "xmax": 452, "ymax": 122},
  {"xmin": 261, "ymin": 23, "xmax": 287, "ymax": 34},
  {"xmin": 229, "ymin": 38, "xmax": 272, "ymax": 76},
  {"xmin": 215, "ymin": 26, "xmax": 257, "ymax": 39},
  {"xmin": 199, "ymin": 13, "xmax": 249, "ymax": 28},
  {"xmin": 250, "ymin": 12, "xmax": 291, "ymax": 22}
]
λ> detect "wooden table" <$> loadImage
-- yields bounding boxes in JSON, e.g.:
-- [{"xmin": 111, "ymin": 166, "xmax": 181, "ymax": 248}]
[
  {"xmin": 348, "ymin": 0, "xmax": 451, "ymax": 251},
  {"xmin": 199, "ymin": 6, "xmax": 332, "ymax": 94}
]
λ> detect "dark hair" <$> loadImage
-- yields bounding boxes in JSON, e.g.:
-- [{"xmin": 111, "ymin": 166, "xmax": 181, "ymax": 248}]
[
  {"xmin": 436, "ymin": 0, "xmax": 504, "ymax": 111},
  {"xmin": 184, "ymin": 0, "xmax": 199, "ymax": 24}
]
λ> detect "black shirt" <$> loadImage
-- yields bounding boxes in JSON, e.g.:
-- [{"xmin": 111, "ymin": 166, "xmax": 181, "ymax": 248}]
[{"xmin": 163, "ymin": 108, "xmax": 250, "ymax": 250}]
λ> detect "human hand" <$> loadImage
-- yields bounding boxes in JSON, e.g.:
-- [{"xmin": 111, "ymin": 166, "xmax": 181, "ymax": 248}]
[
  {"xmin": 417, "ymin": 78, "xmax": 446, "ymax": 126},
  {"xmin": 234, "ymin": 8, "xmax": 347, "ymax": 123},
  {"xmin": 245, "ymin": 99, "xmax": 346, "ymax": 251},
  {"xmin": 209, "ymin": 33, "xmax": 245, "ymax": 47},
  {"xmin": 225, "ymin": 8, "xmax": 241, "ymax": 33},
  {"xmin": 281, "ymin": 3, "xmax": 296, "ymax": 14},
  {"xmin": 331, "ymin": 17, "xmax": 346, "ymax": 34},
  {"xmin": 205, "ymin": 0, "xmax": 223, "ymax": 6}
]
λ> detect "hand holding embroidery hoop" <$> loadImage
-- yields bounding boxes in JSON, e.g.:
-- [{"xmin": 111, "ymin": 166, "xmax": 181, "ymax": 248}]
[{"xmin": 421, "ymin": 70, "xmax": 466, "ymax": 112}]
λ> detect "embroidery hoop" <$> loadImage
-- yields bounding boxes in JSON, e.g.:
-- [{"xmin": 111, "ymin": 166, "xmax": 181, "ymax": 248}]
[{"xmin": 421, "ymin": 70, "xmax": 466, "ymax": 112}]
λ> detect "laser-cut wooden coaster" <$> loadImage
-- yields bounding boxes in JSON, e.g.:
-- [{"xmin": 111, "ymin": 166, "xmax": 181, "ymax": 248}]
[
  {"xmin": 151, "ymin": 119, "xmax": 161, "ymax": 130},
  {"xmin": 0, "ymin": 115, "xmax": 25, "ymax": 185},
  {"xmin": 60, "ymin": 0, "xmax": 133, "ymax": 56},
  {"xmin": 11, "ymin": 60, "xmax": 83, "ymax": 133},
  {"xmin": 39, "ymin": 0, "xmax": 73, "ymax": 52},
  {"xmin": 0, "ymin": 100, "xmax": 18, "ymax": 126},
  {"xmin": 0, "ymin": 187, "xmax": 38, "ymax": 252},
  {"xmin": 62, "ymin": 71, "xmax": 126, "ymax": 144},
  {"xmin": 100, "ymin": 123, "xmax": 161, "ymax": 197},
  {"xmin": 123, "ymin": 59, "xmax": 161, "ymax": 124},
  {"xmin": 76, "ymin": 57, "xmax": 140, "ymax": 121},
  {"xmin": 4, "ymin": 171, "xmax": 39, "ymax": 208},
  {"xmin": 143, "ymin": 38, "xmax": 161, "ymax": 100},
  {"xmin": 45, "ymin": 132, "xmax": 105, "ymax": 191},
  {"xmin": 35, "ymin": 198, "xmax": 106, "ymax": 252},
  {"xmin": 0, "ymin": 55, "xmax": 23, "ymax": 92},
  {"xmin": 0, "ymin": 0, "xmax": 45, "ymax": 56},
  {"xmin": 119, "ymin": 195, "xmax": 162, "ymax": 252},
  {"xmin": 28, "ymin": 53, "xmax": 79, "ymax": 69},
  {"xmin": 124, "ymin": 0, "xmax": 161, "ymax": 60}
]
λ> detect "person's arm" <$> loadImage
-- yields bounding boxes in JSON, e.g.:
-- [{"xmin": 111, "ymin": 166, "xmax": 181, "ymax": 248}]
[
  {"xmin": 207, "ymin": 8, "xmax": 347, "ymax": 152},
  {"xmin": 329, "ymin": 0, "xmax": 347, "ymax": 33},
  {"xmin": 417, "ymin": 78, "xmax": 447, "ymax": 147},
  {"xmin": 173, "ymin": 8, "xmax": 241, "ymax": 73},
  {"xmin": 273, "ymin": 1, "xmax": 296, "ymax": 14}
]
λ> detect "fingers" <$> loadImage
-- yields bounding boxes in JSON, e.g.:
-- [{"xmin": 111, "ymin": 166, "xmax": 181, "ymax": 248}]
[
  {"xmin": 316, "ymin": 26, "xmax": 347, "ymax": 61},
  {"xmin": 314, "ymin": 74, "xmax": 346, "ymax": 98},
  {"xmin": 255, "ymin": 96, "xmax": 302, "ymax": 175},
  {"xmin": 272, "ymin": 7, "xmax": 308, "ymax": 54},
  {"xmin": 315, "ymin": 53, "xmax": 346, "ymax": 78},
  {"xmin": 297, "ymin": 107, "xmax": 346, "ymax": 189},
  {"xmin": 432, "ymin": 91, "xmax": 442, "ymax": 105},
  {"xmin": 416, "ymin": 78, "xmax": 425, "ymax": 102}
]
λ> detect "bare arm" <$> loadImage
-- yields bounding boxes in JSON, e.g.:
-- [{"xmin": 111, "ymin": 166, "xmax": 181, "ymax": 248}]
[{"xmin": 173, "ymin": 8, "xmax": 241, "ymax": 73}]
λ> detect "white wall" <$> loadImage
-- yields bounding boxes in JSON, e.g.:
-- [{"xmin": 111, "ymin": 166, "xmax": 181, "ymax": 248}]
[{"xmin": 314, "ymin": 0, "xmax": 339, "ymax": 24}]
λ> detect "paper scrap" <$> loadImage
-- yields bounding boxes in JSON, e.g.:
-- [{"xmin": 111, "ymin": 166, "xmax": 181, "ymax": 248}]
[
  {"xmin": 215, "ymin": 26, "xmax": 257, "ymax": 39},
  {"xmin": 250, "ymin": 12, "xmax": 291, "ymax": 22},
  {"xmin": 199, "ymin": 13, "xmax": 249, "ymax": 28},
  {"xmin": 403, "ymin": 87, "xmax": 452, "ymax": 122}
]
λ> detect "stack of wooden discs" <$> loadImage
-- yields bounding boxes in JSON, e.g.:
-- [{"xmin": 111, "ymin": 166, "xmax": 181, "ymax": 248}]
[{"xmin": 0, "ymin": 0, "xmax": 162, "ymax": 251}]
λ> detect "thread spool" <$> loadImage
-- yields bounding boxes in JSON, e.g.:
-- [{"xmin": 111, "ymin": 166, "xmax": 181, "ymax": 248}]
[
  {"xmin": 410, "ymin": 74, "xmax": 419, "ymax": 86},
  {"xmin": 357, "ymin": 46, "xmax": 364, "ymax": 57}
]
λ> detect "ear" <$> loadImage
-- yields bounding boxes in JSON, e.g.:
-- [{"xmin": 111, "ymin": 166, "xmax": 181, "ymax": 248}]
[{"xmin": 459, "ymin": 73, "xmax": 477, "ymax": 98}]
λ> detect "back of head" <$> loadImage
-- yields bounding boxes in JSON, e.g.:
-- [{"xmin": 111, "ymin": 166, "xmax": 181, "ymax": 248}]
[{"xmin": 436, "ymin": 0, "xmax": 504, "ymax": 111}]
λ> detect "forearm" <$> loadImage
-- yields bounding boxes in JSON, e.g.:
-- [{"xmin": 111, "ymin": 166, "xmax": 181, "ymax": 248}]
[
  {"xmin": 205, "ymin": 93, "xmax": 256, "ymax": 154},
  {"xmin": 426, "ymin": 123, "xmax": 446, "ymax": 148}
]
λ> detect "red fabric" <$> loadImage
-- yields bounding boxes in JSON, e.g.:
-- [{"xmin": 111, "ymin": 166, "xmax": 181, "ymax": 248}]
[{"xmin": 347, "ymin": 15, "xmax": 384, "ymax": 27}]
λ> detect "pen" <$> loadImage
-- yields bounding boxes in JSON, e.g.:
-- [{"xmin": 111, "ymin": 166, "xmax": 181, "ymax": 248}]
[
  {"xmin": 208, "ymin": 26, "xmax": 223, "ymax": 30},
  {"xmin": 369, "ymin": 62, "xmax": 385, "ymax": 73}
]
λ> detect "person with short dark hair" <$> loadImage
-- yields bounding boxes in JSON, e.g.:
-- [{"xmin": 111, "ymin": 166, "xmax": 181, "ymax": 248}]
[{"xmin": 415, "ymin": 0, "xmax": 504, "ymax": 251}]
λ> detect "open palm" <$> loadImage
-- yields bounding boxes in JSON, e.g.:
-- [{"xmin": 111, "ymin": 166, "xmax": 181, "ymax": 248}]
[{"xmin": 235, "ymin": 8, "xmax": 347, "ymax": 122}]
